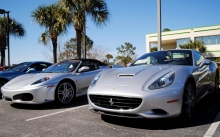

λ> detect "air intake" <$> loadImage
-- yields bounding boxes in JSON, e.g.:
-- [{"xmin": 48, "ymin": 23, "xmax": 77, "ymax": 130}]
[{"xmin": 118, "ymin": 74, "xmax": 135, "ymax": 77}]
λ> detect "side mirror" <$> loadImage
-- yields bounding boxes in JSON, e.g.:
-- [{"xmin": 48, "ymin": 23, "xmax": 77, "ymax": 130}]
[
  {"xmin": 78, "ymin": 66, "xmax": 90, "ymax": 72},
  {"xmin": 26, "ymin": 68, "xmax": 36, "ymax": 73},
  {"xmin": 199, "ymin": 59, "xmax": 211, "ymax": 68}
]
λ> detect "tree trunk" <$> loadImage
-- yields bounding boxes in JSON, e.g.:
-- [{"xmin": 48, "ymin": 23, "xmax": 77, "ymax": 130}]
[
  {"xmin": 0, "ymin": 36, "xmax": 6, "ymax": 66},
  {"xmin": 0, "ymin": 49, "xmax": 5, "ymax": 66},
  {"xmin": 76, "ymin": 29, "xmax": 82, "ymax": 59},
  {"xmin": 52, "ymin": 37, "xmax": 57, "ymax": 63}
]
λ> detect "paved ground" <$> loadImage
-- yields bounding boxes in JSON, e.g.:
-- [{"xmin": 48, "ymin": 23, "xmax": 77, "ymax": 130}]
[{"xmin": 0, "ymin": 93, "xmax": 220, "ymax": 137}]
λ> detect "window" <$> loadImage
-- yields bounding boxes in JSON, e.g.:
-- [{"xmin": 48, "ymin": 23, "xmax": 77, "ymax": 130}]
[
  {"xmin": 217, "ymin": 36, "xmax": 220, "ymax": 44},
  {"xmin": 195, "ymin": 35, "xmax": 220, "ymax": 45},
  {"xmin": 79, "ymin": 60, "xmax": 98, "ymax": 72},
  {"xmin": 176, "ymin": 38, "xmax": 191, "ymax": 48},
  {"xmin": 194, "ymin": 51, "xmax": 205, "ymax": 66}
]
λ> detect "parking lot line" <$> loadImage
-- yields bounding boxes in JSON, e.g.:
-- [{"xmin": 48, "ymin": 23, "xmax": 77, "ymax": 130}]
[
  {"xmin": 25, "ymin": 104, "xmax": 87, "ymax": 122},
  {"xmin": 204, "ymin": 112, "xmax": 220, "ymax": 137}
]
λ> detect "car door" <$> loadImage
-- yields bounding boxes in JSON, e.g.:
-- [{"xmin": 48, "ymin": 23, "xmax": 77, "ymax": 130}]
[
  {"xmin": 193, "ymin": 51, "xmax": 210, "ymax": 99},
  {"xmin": 76, "ymin": 60, "xmax": 102, "ymax": 95}
]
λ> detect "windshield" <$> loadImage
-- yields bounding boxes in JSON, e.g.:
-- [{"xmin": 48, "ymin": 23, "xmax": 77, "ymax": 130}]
[
  {"xmin": 5, "ymin": 62, "xmax": 31, "ymax": 72},
  {"xmin": 43, "ymin": 60, "xmax": 80, "ymax": 73},
  {"xmin": 131, "ymin": 50, "xmax": 193, "ymax": 66}
]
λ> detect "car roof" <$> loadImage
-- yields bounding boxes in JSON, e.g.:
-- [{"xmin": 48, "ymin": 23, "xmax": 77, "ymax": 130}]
[{"xmin": 22, "ymin": 61, "xmax": 52, "ymax": 63}]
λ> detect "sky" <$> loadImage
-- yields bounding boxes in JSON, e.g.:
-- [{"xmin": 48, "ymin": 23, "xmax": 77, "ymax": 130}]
[{"xmin": 1, "ymin": 0, "xmax": 220, "ymax": 65}]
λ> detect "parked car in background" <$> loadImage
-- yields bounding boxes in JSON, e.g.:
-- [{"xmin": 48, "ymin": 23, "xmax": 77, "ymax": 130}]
[
  {"xmin": 0, "ymin": 66, "xmax": 4, "ymax": 71},
  {"xmin": 88, "ymin": 49, "xmax": 219, "ymax": 120},
  {"xmin": 2, "ymin": 59, "xmax": 108, "ymax": 104},
  {"xmin": 0, "ymin": 61, "xmax": 52, "ymax": 96}
]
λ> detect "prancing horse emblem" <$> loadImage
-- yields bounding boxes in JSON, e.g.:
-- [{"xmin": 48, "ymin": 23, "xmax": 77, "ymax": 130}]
[{"xmin": 109, "ymin": 98, "xmax": 114, "ymax": 106}]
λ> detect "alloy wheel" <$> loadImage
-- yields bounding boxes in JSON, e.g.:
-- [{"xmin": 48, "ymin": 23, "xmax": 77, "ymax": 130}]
[
  {"xmin": 183, "ymin": 83, "xmax": 195, "ymax": 118},
  {"xmin": 57, "ymin": 82, "xmax": 74, "ymax": 104}
]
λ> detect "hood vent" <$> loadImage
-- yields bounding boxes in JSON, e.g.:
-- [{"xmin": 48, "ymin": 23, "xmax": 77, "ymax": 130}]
[{"xmin": 118, "ymin": 74, "xmax": 135, "ymax": 77}]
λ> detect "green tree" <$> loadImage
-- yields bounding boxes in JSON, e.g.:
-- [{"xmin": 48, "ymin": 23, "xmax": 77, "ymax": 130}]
[
  {"xmin": 31, "ymin": 3, "xmax": 72, "ymax": 63},
  {"xmin": 163, "ymin": 28, "xmax": 171, "ymax": 32},
  {"xmin": 151, "ymin": 46, "xmax": 158, "ymax": 52},
  {"xmin": 116, "ymin": 42, "xmax": 136, "ymax": 66},
  {"xmin": 105, "ymin": 54, "xmax": 113, "ymax": 65},
  {"xmin": 59, "ymin": 35, "xmax": 94, "ymax": 61},
  {"xmin": 179, "ymin": 40, "xmax": 206, "ymax": 53},
  {"xmin": 60, "ymin": 0, "xmax": 110, "ymax": 59},
  {"xmin": 0, "ymin": 17, "xmax": 26, "ymax": 66}
]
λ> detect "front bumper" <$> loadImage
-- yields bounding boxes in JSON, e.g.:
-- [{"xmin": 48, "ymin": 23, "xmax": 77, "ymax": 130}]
[
  {"xmin": 1, "ymin": 84, "xmax": 57, "ymax": 104},
  {"xmin": 88, "ymin": 83, "xmax": 185, "ymax": 119}
]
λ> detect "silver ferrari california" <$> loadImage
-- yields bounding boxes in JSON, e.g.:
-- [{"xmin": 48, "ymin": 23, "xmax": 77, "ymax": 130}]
[
  {"xmin": 2, "ymin": 59, "xmax": 109, "ymax": 104},
  {"xmin": 87, "ymin": 49, "xmax": 219, "ymax": 119}
]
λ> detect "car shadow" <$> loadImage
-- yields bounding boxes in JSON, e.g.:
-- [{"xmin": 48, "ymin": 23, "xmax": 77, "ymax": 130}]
[
  {"xmin": 10, "ymin": 95, "xmax": 88, "ymax": 110},
  {"xmin": 101, "ymin": 93, "xmax": 220, "ymax": 130}
]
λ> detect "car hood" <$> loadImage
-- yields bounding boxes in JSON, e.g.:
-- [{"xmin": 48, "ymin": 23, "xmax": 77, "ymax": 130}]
[
  {"xmin": 97, "ymin": 65, "xmax": 190, "ymax": 88},
  {"xmin": 2, "ymin": 73, "xmax": 71, "ymax": 89}
]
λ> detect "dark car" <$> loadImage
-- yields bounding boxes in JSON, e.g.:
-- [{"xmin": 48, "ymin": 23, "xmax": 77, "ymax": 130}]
[{"xmin": 0, "ymin": 61, "xmax": 52, "ymax": 95}]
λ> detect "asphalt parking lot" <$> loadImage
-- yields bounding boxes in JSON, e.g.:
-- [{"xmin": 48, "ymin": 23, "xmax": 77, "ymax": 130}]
[{"xmin": 0, "ymin": 93, "xmax": 220, "ymax": 137}]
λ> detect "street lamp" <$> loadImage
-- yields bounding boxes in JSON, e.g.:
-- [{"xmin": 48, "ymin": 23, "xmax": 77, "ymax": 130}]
[
  {"xmin": 157, "ymin": 0, "xmax": 161, "ymax": 51},
  {"xmin": 0, "ymin": 9, "xmax": 10, "ymax": 66},
  {"xmin": 83, "ymin": 22, "xmax": 86, "ymax": 59}
]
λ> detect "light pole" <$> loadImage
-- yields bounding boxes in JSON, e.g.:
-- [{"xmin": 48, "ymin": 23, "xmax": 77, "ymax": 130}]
[
  {"xmin": 83, "ymin": 21, "xmax": 86, "ymax": 59},
  {"xmin": 0, "ymin": 9, "xmax": 10, "ymax": 66},
  {"xmin": 157, "ymin": 0, "xmax": 161, "ymax": 51}
]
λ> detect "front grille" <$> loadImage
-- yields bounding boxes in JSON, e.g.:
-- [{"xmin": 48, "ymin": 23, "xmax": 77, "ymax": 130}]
[{"xmin": 89, "ymin": 95, "xmax": 142, "ymax": 110}]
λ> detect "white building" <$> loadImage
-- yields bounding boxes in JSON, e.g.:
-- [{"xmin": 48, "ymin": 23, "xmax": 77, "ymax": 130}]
[{"xmin": 146, "ymin": 24, "xmax": 220, "ymax": 58}]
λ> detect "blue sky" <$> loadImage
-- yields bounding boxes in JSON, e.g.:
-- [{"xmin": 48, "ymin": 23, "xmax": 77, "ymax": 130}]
[{"xmin": 1, "ymin": 0, "xmax": 220, "ymax": 65}]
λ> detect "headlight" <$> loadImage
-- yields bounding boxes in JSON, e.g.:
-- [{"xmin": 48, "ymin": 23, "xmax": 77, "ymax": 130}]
[
  {"xmin": 148, "ymin": 71, "xmax": 175, "ymax": 90},
  {"xmin": 90, "ymin": 73, "xmax": 101, "ymax": 87},
  {"xmin": 31, "ymin": 77, "xmax": 49, "ymax": 85}
]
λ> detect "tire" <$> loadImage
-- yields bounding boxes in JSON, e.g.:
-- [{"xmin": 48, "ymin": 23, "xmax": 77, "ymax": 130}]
[
  {"xmin": 55, "ymin": 81, "xmax": 75, "ymax": 104},
  {"xmin": 215, "ymin": 72, "xmax": 219, "ymax": 94},
  {"xmin": 0, "ymin": 79, "xmax": 8, "ymax": 96},
  {"xmin": 181, "ymin": 80, "xmax": 196, "ymax": 119}
]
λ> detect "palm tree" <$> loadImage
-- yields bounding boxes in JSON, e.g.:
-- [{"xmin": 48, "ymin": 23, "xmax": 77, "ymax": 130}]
[
  {"xmin": 60, "ymin": 0, "xmax": 110, "ymax": 59},
  {"xmin": 31, "ymin": 3, "xmax": 72, "ymax": 63},
  {"xmin": 105, "ymin": 54, "xmax": 113, "ymax": 65},
  {"xmin": 0, "ymin": 17, "xmax": 25, "ymax": 66}
]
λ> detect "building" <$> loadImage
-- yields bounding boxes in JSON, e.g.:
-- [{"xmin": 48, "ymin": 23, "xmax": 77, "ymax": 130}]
[{"xmin": 146, "ymin": 24, "xmax": 220, "ymax": 58}]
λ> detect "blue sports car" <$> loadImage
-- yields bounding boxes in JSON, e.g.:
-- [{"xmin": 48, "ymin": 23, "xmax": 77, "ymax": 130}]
[{"xmin": 0, "ymin": 61, "xmax": 52, "ymax": 95}]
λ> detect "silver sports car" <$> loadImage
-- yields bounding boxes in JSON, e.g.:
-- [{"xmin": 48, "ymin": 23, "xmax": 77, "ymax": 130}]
[
  {"xmin": 2, "ymin": 59, "xmax": 109, "ymax": 104},
  {"xmin": 87, "ymin": 49, "xmax": 219, "ymax": 119}
]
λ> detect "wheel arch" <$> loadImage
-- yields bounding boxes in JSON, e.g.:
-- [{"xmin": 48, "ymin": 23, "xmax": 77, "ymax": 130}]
[
  {"xmin": 183, "ymin": 76, "xmax": 197, "ymax": 97},
  {"xmin": 0, "ymin": 77, "xmax": 9, "ymax": 83}
]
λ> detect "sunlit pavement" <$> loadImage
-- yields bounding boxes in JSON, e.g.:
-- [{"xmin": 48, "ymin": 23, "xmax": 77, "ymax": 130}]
[{"xmin": 0, "ymin": 93, "xmax": 220, "ymax": 137}]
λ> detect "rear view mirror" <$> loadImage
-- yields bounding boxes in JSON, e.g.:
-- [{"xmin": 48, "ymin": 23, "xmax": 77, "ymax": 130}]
[
  {"xmin": 26, "ymin": 68, "xmax": 36, "ymax": 73},
  {"xmin": 78, "ymin": 66, "xmax": 90, "ymax": 72}
]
